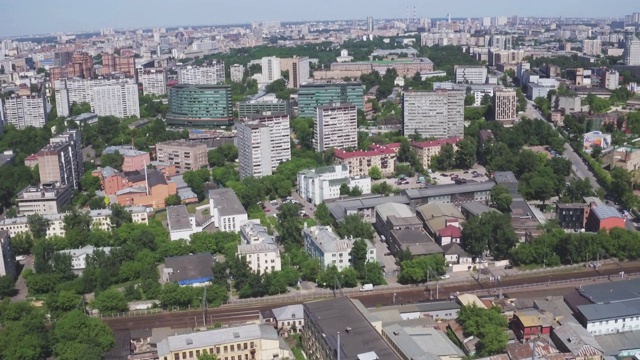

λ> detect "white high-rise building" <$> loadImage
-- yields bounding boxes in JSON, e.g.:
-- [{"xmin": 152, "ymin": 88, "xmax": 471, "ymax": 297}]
[
  {"xmin": 482, "ymin": 17, "xmax": 491, "ymax": 27},
  {"xmin": 236, "ymin": 121, "xmax": 272, "ymax": 179},
  {"xmin": 55, "ymin": 86, "xmax": 70, "ymax": 117},
  {"xmin": 230, "ymin": 64, "xmax": 245, "ymax": 82},
  {"xmin": 624, "ymin": 32, "xmax": 640, "ymax": 66},
  {"xmin": 2, "ymin": 94, "xmax": 48, "ymax": 129},
  {"xmin": 604, "ymin": 70, "xmax": 620, "ymax": 90},
  {"xmin": 54, "ymin": 77, "xmax": 137, "ymax": 117},
  {"xmin": 177, "ymin": 61, "xmax": 225, "ymax": 85},
  {"xmin": 139, "ymin": 69, "xmax": 167, "ymax": 96},
  {"xmin": 92, "ymin": 83, "xmax": 140, "ymax": 118},
  {"xmin": 367, "ymin": 16, "xmax": 374, "ymax": 32},
  {"xmin": 261, "ymin": 56, "xmax": 281, "ymax": 84},
  {"xmin": 281, "ymin": 56, "xmax": 310, "ymax": 88},
  {"xmin": 454, "ymin": 65, "xmax": 488, "ymax": 84},
  {"xmin": 402, "ymin": 90, "xmax": 464, "ymax": 139},
  {"xmin": 583, "ymin": 39, "xmax": 602, "ymax": 56},
  {"xmin": 237, "ymin": 112, "xmax": 291, "ymax": 179},
  {"xmin": 314, "ymin": 103, "xmax": 358, "ymax": 152}
]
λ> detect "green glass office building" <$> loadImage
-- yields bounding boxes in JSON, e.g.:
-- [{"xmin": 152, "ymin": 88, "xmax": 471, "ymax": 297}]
[
  {"xmin": 167, "ymin": 85, "xmax": 233, "ymax": 127},
  {"xmin": 297, "ymin": 83, "xmax": 364, "ymax": 118}
]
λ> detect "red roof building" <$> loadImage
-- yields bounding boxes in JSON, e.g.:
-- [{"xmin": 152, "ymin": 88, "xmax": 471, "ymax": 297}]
[
  {"xmin": 334, "ymin": 146, "xmax": 397, "ymax": 178},
  {"xmin": 411, "ymin": 137, "xmax": 461, "ymax": 169}
]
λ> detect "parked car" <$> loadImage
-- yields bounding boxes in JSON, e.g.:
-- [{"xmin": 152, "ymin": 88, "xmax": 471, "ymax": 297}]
[
  {"xmin": 440, "ymin": 274, "xmax": 450, "ymax": 279},
  {"xmin": 440, "ymin": 173, "xmax": 447, "ymax": 177},
  {"xmin": 504, "ymin": 264, "xmax": 514, "ymax": 269},
  {"xmin": 384, "ymin": 252, "xmax": 392, "ymax": 256},
  {"xmin": 15, "ymin": 255, "xmax": 25, "ymax": 262}
]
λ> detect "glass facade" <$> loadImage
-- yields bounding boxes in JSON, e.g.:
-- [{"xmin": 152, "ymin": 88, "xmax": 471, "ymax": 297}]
[
  {"xmin": 297, "ymin": 83, "xmax": 364, "ymax": 118},
  {"xmin": 167, "ymin": 85, "xmax": 233, "ymax": 127}
]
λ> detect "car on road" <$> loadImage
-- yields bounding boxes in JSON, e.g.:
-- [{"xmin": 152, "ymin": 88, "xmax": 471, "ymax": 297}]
[
  {"xmin": 504, "ymin": 264, "xmax": 514, "ymax": 270},
  {"xmin": 440, "ymin": 173, "xmax": 447, "ymax": 177},
  {"xmin": 440, "ymin": 274, "xmax": 450, "ymax": 279},
  {"xmin": 463, "ymin": 171, "xmax": 469, "ymax": 174},
  {"xmin": 384, "ymin": 252, "xmax": 392, "ymax": 256},
  {"xmin": 15, "ymin": 255, "xmax": 25, "ymax": 262},
  {"xmin": 265, "ymin": 208, "xmax": 271, "ymax": 212}
]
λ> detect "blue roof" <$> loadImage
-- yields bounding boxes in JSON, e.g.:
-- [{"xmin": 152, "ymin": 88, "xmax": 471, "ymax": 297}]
[{"xmin": 592, "ymin": 205, "xmax": 623, "ymax": 220}]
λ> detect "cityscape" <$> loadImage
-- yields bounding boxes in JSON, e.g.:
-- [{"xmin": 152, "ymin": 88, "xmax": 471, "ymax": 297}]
[{"xmin": 3, "ymin": 3, "xmax": 640, "ymax": 360}]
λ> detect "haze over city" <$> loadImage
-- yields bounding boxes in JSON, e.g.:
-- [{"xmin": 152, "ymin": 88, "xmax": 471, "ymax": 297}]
[{"xmin": 0, "ymin": 0, "xmax": 631, "ymax": 36}]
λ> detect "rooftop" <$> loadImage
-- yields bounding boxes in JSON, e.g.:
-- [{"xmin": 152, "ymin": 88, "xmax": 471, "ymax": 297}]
[
  {"xmin": 209, "ymin": 188, "xmax": 246, "ymax": 217},
  {"xmin": 304, "ymin": 226, "xmax": 366, "ymax": 253},
  {"xmin": 403, "ymin": 181, "xmax": 495, "ymax": 200},
  {"xmin": 58, "ymin": 245, "xmax": 112, "ymax": 258},
  {"xmin": 594, "ymin": 329, "xmax": 640, "ymax": 356},
  {"xmin": 592, "ymin": 205, "xmax": 624, "ymax": 220},
  {"xmin": 552, "ymin": 322, "xmax": 603, "ymax": 356},
  {"xmin": 461, "ymin": 202, "xmax": 500, "ymax": 217},
  {"xmin": 390, "ymin": 229, "xmax": 443, "ymax": 256},
  {"xmin": 271, "ymin": 304, "xmax": 304, "ymax": 322},
  {"xmin": 304, "ymin": 297, "xmax": 401, "ymax": 360},
  {"xmin": 375, "ymin": 203, "xmax": 414, "ymax": 222},
  {"xmin": 494, "ymin": 171, "xmax": 518, "ymax": 184},
  {"xmin": 577, "ymin": 299, "xmax": 640, "ymax": 321},
  {"xmin": 166, "ymin": 205, "xmax": 193, "ymax": 232},
  {"xmin": 163, "ymin": 253, "xmax": 215, "ymax": 286},
  {"xmin": 384, "ymin": 324, "xmax": 463, "ymax": 360},
  {"xmin": 411, "ymin": 137, "xmax": 461, "ymax": 149},
  {"xmin": 577, "ymin": 277, "xmax": 640, "ymax": 304},
  {"xmin": 334, "ymin": 146, "xmax": 396, "ymax": 160},
  {"xmin": 327, "ymin": 195, "xmax": 410, "ymax": 222}
]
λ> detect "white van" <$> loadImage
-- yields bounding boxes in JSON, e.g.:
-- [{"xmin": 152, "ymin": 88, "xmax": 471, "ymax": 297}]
[
  {"xmin": 359, "ymin": 284, "xmax": 374, "ymax": 292},
  {"xmin": 15, "ymin": 255, "xmax": 25, "ymax": 262}
]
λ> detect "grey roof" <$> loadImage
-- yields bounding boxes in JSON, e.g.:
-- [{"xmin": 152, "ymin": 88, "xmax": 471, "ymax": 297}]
[
  {"xmin": 163, "ymin": 253, "xmax": 215, "ymax": 284},
  {"xmin": 157, "ymin": 324, "xmax": 279, "ymax": 357},
  {"xmin": 595, "ymin": 330, "xmax": 640, "ymax": 356},
  {"xmin": 100, "ymin": 166, "xmax": 118, "ymax": 178},
  {"xmin": 166, "ymin": 205, "xmax": 192, "ymax": 232},
  {"xmin": 304, "ymin": 297, "xmax": 402, "ymax": 360},
  {"xmin": 209, "ymin": 188, "xmax": 247, "ymax": 217},
  {"xmin": 576, "ymin": 278, "xmax": 640, "ymax": 304},
  {"xmin": 58, "ymin": 245, "xmax": 112, "ymax": 258},
  {"xmin": 271, "ymin": 304, "xmax": 304, "ymax": 322},
  {"xmin": 390, "ymin": 229, "xmax": 443, "ymax": 256},
  {"xmin": 375, "ymin": 203, "xmax": 414, "ymax": 222},
  {"xmin": 577, "ymin": 299, "xmax": 640, "ymax": 321},
  {"xmin": 369, "ymin": 301, "xmax": 461, "ymax": 315},
  {"xmin": 384, "ymin": 324, "xmax": 464, "ymax": 360},
  {"xmin": 304, "ymin": 226, "xmax": 367, "ymax": 253},
  {"xmin": 461, "ymin": 201, "xmax": 500, "ymax": 217},
  {"xmin": 327, "ymin": 195, "xmax": 410, "ymax": 222},
  {"xmin": 494, "ymin": 171, "xmax": 518, "ymax": 184},
  {"xmin": 552, "ymin": 322, "xmax": 603, "ymax": 356},
  {"xmin": 124, "ymin": 169, "xmax": 167, "ymax": 188},
  {"xmin": 103, "ymin": 145, "xmax": 135, "ymax": 154},
  {"xmin": 441, "ymin": 242, "xmax": 469, "ymax": 257},
  {"xmin": 592, "ymin": 205, "xmax": 624, "ymax": 220},
  {"xmin": 403, "ymin": 181, "xmax": 495, "ymax": 199}
]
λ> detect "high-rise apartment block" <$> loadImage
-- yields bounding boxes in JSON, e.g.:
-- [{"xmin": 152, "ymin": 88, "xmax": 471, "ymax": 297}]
[
  {"xmin": 261, "ymin": 56, "xmax": 281, "ymax": 84},
  {"xmin": 454, "ymin": 65, "xmax": 488, "ymax": 84},
  {"xmin": 238, "ymin": 97, "xmax": 292, "ymax": 117},
  {"xmin": 139, "ymin": 69, "xmax": 167, "ymax": 96},
  {"xmin": 166, "ymin": 84, "xmax": 233, "ymax": 127},
  {"xmin": 101, "ymin": 53, "xmax": 136, "ymax": 78},
  {"xmin": 402, "ymin": 90, "xmax": 464, "ymax": 139},
  {"xmin": 16, "ymin": 183, "xmax": 73, "ymax": 216},
  {"xmin": 91, "ymin": 83, "xmax": 140, "ymax": 118},
  {"xmin": 493, "ymin": 87, "xmax": 518, "ymax": 125},
  {"xmin": 604, "ymin": 70, "xmax": 620, "ymax": 90},
  {"xmin": 49, "ymin": 129, "xmax": 83, "ymax": 189},
  {"xmin": 2, "ymin": 93, "xmax": 48, "ymax": 129},
  {"xmin": 314, "ymin": 103, "xmax": 358, "ymax": 152},
  {"xmin": 50, "ymin": 51, "xmax": 93, "ymax": 84},
  {"xmin": 54, "ymin": 78, "xmax": 139, "ymax": 118},
  {"xmin": 624, "ymin": 32, "xmax": 640, "ymax": 66},
  {"xmin": 236, "ymin": 122, "xmax": 272, "ymax": 179},
  {"xmin": 281, "ymin": 56, "xmax": 310, "ymax": 88},
  {"xmin": 582, "ymin": 39, "xmax": 602, "ymax": 56},
  {"xmin": 0, "ymin": 231, "xmax": 16, "ymax": 279},
  {"xmin": 230, "ymin": 64, "xmax": 245, "ymax": 82},
  {"xmin": 177, "ymin": 60, "xmax": 225, "ymax": 85},
  {"xmin": 37, "ymin": 142, "xmax": 77, "ymax": 188},
  {"xmin": 298, "ymin": 83, "xmax": 364, "ymax": 118},
  {"xmin": 367, "ymin": 16, "xmax": 374, "ymax": 32},
  {"xmin": 155, "ymin": 140, "xmax": 208, "ymax": 174},
  {"xmin": 237, "ymin": 112, "xmax": 291, "ymax": 179}
]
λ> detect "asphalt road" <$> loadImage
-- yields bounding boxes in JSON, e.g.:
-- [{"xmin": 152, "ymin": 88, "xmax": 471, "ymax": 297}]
[{"xmin": 102, "ymin": 261, "xmax": 640, "ymax": 331}]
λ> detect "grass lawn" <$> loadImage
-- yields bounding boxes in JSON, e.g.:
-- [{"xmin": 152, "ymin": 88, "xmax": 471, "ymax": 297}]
[{"xmin": 304, "ymin": 218, "xmax": 316, "ymax": 227}]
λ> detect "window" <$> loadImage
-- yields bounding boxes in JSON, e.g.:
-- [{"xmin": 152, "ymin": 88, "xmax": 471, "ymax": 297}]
[
  {"xmin": 231, "ymin": 345, "xmax": 234, "ymax": 352},
  {"xmin": 174, "ymin": 355, "xmax": 179, "ymax": 360},
  {"xmin": 196, "ymin": 350, "xmax": 200, "ymax": 357},
  {"xmin": 182, "ymin": 352, "xmax": 187, "ymax": 360},
  {"xmin": 224, "ymin": 346, "xmax": 228, "ymax": 353}
]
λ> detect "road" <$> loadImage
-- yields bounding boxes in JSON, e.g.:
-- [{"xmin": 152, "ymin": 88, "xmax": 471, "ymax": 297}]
[
  {"xmin": 524, "ymin": 99, "xmax": 601, "ymax": 190},
  {"xmin": 11, "ymin": 255, "xmax": 33, "ymax": 302},
  {"xmin": 102, "ymin": 261, "xmax": 640, "ymax": 330}
]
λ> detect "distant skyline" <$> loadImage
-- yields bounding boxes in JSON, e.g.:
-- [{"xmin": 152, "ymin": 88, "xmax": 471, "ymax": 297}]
[{"xmin": 1, "ymin": 0, "xmax": 635, "ymax": 37}]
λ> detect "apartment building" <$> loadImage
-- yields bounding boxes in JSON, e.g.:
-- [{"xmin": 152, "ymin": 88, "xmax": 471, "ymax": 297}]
[
  {"xmin": 402, "ymin": 90, "xmax": 464, "ymax": 139},
  {"xmin": 236, "ymin": 121, "xmax": 272, "ymax": 179},
  {"xmin": 624, "ymin": 32, "xmax": 640, "ymax": 66},
  {"xmin": 156, "ymin": 324, "xmax": 292, "ymax": 360},
  {"xmin": 92, "ymin": 82, "xmax": 140, "ymax": 118},
  {"xmin": 155, "ymin": 140, "xmax": 208, "ymax": 174},
  {"xmin": 333, "ymin": 145, "xmax": 397, "ymax": 178},
  {"xmin": 16, "ymin": 182, "xmax": 73, "ymax": 216},
  {"xmin": 281, "ymin": 56, "xmax": 310, "ymax": 88},
  {"xmin": 298, "ymin": 83, "xmax": 364, "ymax": 118},
  {"xmin": 261, "ymin": 56, "xmax": 281, "ymax": 84},
  {"xmin": 209, "ymin": 188, "xmax": 248, "ymax": 232},
  {"xmin": 411, "ymin": 137, "xmax": 461, "ymax": 169},
  {"xmin": 166, "ymin": 84, "xmax": 233, "ymax": 127},
  {"xmin": 177, "ymin": 60, "xmax": 225, "ymax": 85},
  {"xmin": 494, "ymin": 87, "xmax": 518, "ymax": 125},
  {"xmin": 2, "ymin": 93, "xmax": 48, "ymax": 129},
  {"xmin": 54, "ymin": 86, "xmax": 71, "ymax": 117},
  {"xmin": 139, "ymin": 68, "xmax": 167, "ymax": 96},
  {"xmin": 101, "ymin": 53, "xmax": 135, "ymax": 77},
  {"xmin": 0, "ymin": 207, "xmax": 148, "ymax": 238},
  {"xmin": 330, "ymin": 57, "xmax": 434, "ymax": 77},
  {"xmin": 297, "ymin": 164, "xmax": 371, "ymax": 205},
  {"xmin": 604, "ymin": 70, "xmax": 620, "ymax": 90},
  {"xmin": 238, "ymin": 97, "xmax": 292, "ymax": 117},
  {"xmin": 49, "ymin": 129, "xmax": 83, "ymax": 189},
  {"xmin": 58, "ymin": 245, "xmax": 112, "ymax": 272},
  {"xmin": 583, "ymin": 39, "xmax": 602, "ymax": 56},
  {"xmin": 166, "ymin": 205, "xmax": 202, "ymax": 241},
  {"xmin": 119, "ymin": 149, "xmax": 151, "ymax": 172},
  {"xmin": 454, "ymin": 65, "xmax": 488, "ymax": 84},
  {"xmin": 314, "ymin": 103, "xmax": 358, "ymax": 152},
  {"xmin": 230, "ymin": 64, "xmax": 245, "ymax": 82},
  {"xmin": 303, "ymin": 226, "xmax": 376, "ymax": 271},
  {"xmin": 237, "ymin": 222, "xmax": 281, "ymax": 274},
  {"xmin": 0, "ymin": 231, "xmax": 16, "ymax": 279},
  {"xmin": 37, "ymin": 142, "xmax": 77, "ymax": 188}
]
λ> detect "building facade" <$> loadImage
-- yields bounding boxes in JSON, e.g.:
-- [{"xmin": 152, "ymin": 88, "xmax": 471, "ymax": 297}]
[
  {"xmin": 155, "ymin": 140, "xmax": 208, "ymax": 174},
  {"xmin": 604, "ymin": 70, "xmax": 620, "ymax": 90},
  {"xmin": 236, "ymin": 121, "xmax": 273, "ymax": 179},
  {"xmin": 411, "ymin": 137, "xmax": 461, "ymax": 169},
  {"xmin": 402, "ymin": 90, "xmax": 464, "ymax": 139},
  {"xmin": 333, "ymin": 145, "xmax": 397, "ymax": 178},
  {"xmin": 139, "ymin": 69, "xmax": 167, "ymax": 96},
  {"xmin": 281, "ymin": 56, "xmax": 310, "ymax": 88},
  {"xmin": 583, "ymin": 39, "xmax": 602, "ymax": 56},
  {"xmin": 91, "ymin": 83, "xmax": 141, "ymax": 118},
  {"xmin": 2, "ymin": 94, "xmax": 48, "ymax": 129},
  {"xmin": 0, "ymin": 231, "xmax": 16, "ymax": 279},
  {"xmin": 37, "ymin": 142, "xmax": 78, "ymax": 188},
  {"xmin": 238, "ymin": 97, "xmax": 292, "ymax": 117},
  {"xmin": 230, "ymin": 64, "xmax": 245, "ymax": 82},
  {"xmin": 314, "ymin": 103, "xmax": 358, "ymax": 152},
  {"xmin": 302, "ymin": 226, "xmax": 375, "ymax": 271},
  {"xmin": 238, "ymin": 222, "xmax": 281, "ymax": 274},
  {"xmin": 177, "ymin": 61, "xmax": 225, "ymax": 85},
  {"xmin": 624, "ymin": 32, "xmax": 640, "ymax": 66},
  {"xmin": 261, "ymin": 56, "xmax": 281, "ymax": 84},
  {"xmin": 454, "ymin": 65, "xmax": 488, "ymax": 84},
  {"xmin": 298, "ymin": 83, "xmax": 364, "ymax": 118},
  {"xmin": 166, "ymin": 84, "xmax": 233, "ymax": 127},
  {"xmin": 16, "ymin": 183, "xmax": 72, "ymax": 216},
  {"xmin": 49, "ymin": 129, "xmax": 83, "ymax": 189},
  {"xmin": 209, "ymin": 188, "xmax": 248, "ymax": 232},
  {"xmin": 297, "ymin": 164, "xmax": 372, "ymax": 205},
  {"xmin": 494, "ymin": 87, "xmax": 518, "ymax": 124}
]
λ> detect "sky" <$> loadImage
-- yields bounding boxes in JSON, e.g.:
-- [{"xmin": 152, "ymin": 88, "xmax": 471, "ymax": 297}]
[{"xmin": 0, "ymin": 0, "xmax": 632, "ymax": 37}]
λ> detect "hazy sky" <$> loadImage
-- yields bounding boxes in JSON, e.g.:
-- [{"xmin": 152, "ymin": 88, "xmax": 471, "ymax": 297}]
[{"xmin": 1, "ymin": 0, "xmax": 631, "ymax": 37}]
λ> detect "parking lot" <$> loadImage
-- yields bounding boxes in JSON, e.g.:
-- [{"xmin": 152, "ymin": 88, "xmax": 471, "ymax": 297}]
[{"xmin": 372, "ymin": 165, "xmax": 488, "ymax": 189}]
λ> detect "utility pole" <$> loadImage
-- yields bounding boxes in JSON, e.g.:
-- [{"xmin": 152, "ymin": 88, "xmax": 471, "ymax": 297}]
[{"xmin": 202, "ymin": 287, "xmax": 207, "ymax": 328}]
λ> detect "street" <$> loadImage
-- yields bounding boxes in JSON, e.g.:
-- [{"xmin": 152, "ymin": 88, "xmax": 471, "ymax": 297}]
[{"xmin": 11, "ymin": 255, "xmax": 33, "ymax": 302}]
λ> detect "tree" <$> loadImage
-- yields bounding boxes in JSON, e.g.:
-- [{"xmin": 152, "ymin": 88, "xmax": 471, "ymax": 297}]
[
  {"xmin": 100, "ymin": 151, "xmax": 124, "ymax": 170},
  {"xmin": 109, "ymin": 204, "xmax": 132, "ymax": 228},
  {"xmin": 46, "ymin": 290, "xmax": 82, "ymax": 318},
  {"xmin": 454, "ymin": 139, "xmax": 476, "ymax": 169},
  {"xmin": 339, "ymin": 183, "xmax": 350, "ymax": 196},
  {"xmin": 590, "ymin": 144, "xmax": 602, "ymax": 159},
  {"xmin": 80, "ymin": 173, "xmax": 101, "ymax": 193},
  {"xmin": 278, "ymin": 203, "xmax": 303, "ymax": 245},
  {"xmin": 27, "ymin": 214, "xmax": 50, "ymax": 239},
  {"xmin": 0, "ymin": 276, "xmax": 16, "ymax": 299},
  {"xmin": 368, "ymin": 166, "xmax": 382, "ymax": 180},
  {"xmin": 490, "ymin": 185, "xmax": 512, "ymax": 213},
  {"xmin": 165, "ymin": 194, "xmax": 181, "ymax": 206},
  {"xmin": 198, "ymin": 353, "xmax": 219, "ymax": 360},
  {"xmin": 350, "ymin": 239, "xmax": 369, "ymax": 278},
  {"xmin": 87, "ymin": 196, "xmax": 107, "ymax": 210},
  {"xmin": 92, "ymin": 288, "xmax": 129, "ymax": 315},
  {"xmin": 349, "ymin": 185, "xmax": 363, "ymax": 197},
  {"xmin": 398, "ymin": 139, "xmax": 413, "ymax": 163},
  {"xmin": 434, "ymin": 144, "xmax": 455, "ymax": 170},
  {"xmin": 53, "ymin": 310, "xmax": 115, "ymax": 359},
  {"xmin": 336, "ymin": 214, "xmax": 374, "ymax": 240},
  {"xmin": 520, "ymin": 173, "xmax": 556, "ymax": 204},
  {"xmin": 465, "ymin": 94, "xmax": 475, "ymax": 106},
  {"xmin": 372, "ymin": 181, "xmax": 395, "ymax": 196},
  {"xmin": 315, "ymin": 202, "xmax": 333, "ymax": 226},
  {"xmin": 462, "ymin": 212, "xmax": 517, "ymax": 260}
]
